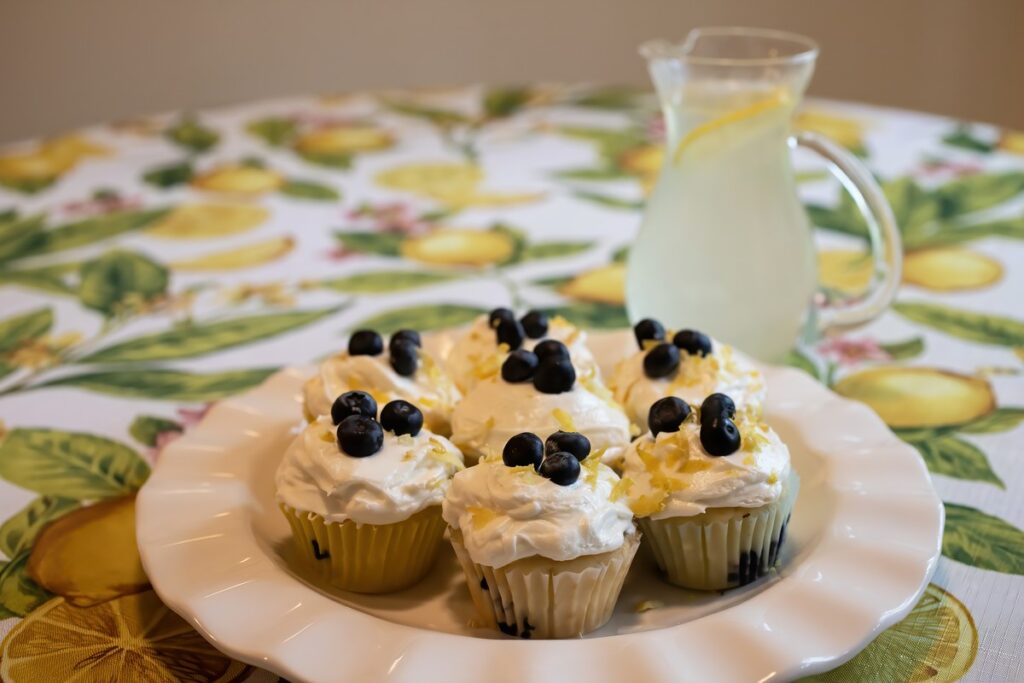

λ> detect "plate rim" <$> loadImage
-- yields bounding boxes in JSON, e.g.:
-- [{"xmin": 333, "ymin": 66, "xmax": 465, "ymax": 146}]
[{"xmin": 137, "ymin": 355, "xmax": 943, "ymax": 683}]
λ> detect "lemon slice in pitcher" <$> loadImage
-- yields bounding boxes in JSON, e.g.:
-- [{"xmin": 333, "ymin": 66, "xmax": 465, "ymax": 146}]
[{"xmin": 673, "ymin": 89, "xmax": 792, "ymax": 163}]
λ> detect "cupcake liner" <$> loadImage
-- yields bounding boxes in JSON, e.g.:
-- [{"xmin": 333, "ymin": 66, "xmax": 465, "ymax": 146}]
[
  {"xmin": 639, "ymin": 473, "xmax": 799, "ymax": 591},
  {"xmin": 449, "ymin": 529, "xmax": 639, "ymax": 638},
  {"xmin": 281, "ymin": 504, "xmax": 446, "ymax": 593}
]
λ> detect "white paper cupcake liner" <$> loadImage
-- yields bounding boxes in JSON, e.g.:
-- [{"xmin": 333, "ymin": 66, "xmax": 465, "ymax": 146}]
[{"xmin": 449, "ymin": 529, "xmax": 639, "ymax": 638}]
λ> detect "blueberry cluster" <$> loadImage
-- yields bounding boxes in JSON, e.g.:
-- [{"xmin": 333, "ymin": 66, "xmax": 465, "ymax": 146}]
[
  {"xmin": 500, "ymin": 340, "xmax": 575, "ymax": 394},
  {"xmin": 502, "ymin": 430, "xmax": 591, "ymax": 486},
  {"xmin": 633, "ymin": 319, "xmax": 712, "ymax": 379},
  {"xmin": 487, "ymin": 307, "xmax": 550, "ymax": 350},
  {"xmin": 698, "ymin": 393, "xmax": 741, "ymax": 456},
  {"xmin": 330, "ymin": 391, "xmax": 424, "ymax": 457},
  {"xmin": 347, "ymin": 328, "xmax": 422, "ymax": 378}
]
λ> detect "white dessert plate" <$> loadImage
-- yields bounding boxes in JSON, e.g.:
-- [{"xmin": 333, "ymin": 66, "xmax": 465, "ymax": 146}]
[{"xmin": 136, "ymin": 330, "xmax": 943, "ymax": 683}]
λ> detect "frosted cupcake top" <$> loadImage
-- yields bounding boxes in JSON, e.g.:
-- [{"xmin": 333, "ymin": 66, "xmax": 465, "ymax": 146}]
[
  {"xmin": 446, "ymin": 309, "xmax": 600, "ymax": 393},
  {"xmin": 450, "ymin": 343, "xmax": 631, "ymax": 462},
  {"xmin": 620, "ymin": 394, "xmax": 790, "ymax": 520},
  {"xmin": 276, "ymin": 396, "xmax": 464, "ymax": 525},
  {"xmin": 610, "ymin": 320, "xmax": 766, "ymax": 433},
  {"xmin": 442, "ymin": 430, "xmax": 635, "ymax": 567},
  {"xmin": 303, "ymin": 328, "xmax": 460, "ymax": 435}
]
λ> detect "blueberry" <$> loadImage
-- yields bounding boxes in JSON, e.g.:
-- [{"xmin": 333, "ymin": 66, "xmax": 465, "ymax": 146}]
[
  {"xmin": 331, "ymin": 391, "xmax": 378, "ymax": 425},
  {"xmin": 538, "ymin": 451, "xmax": 581, "ymax": 486},
  {"xmin": 520, "ymin": 310, "xmax": 549, "ymax": 339},
  {"xmin": 700, "ymin": 416, "xmax": 741, "ymax": 456},
  {"xmin": 533, "ymin": 339, "xmax": 570, "ymax": 363},
  {"xmin": 502, "ymin": 432, "xmax": 544, "ymax": 468},
  {"xmin": 488, "ymin": 307, "xmax": 516, "ymax": 329},
  {"xmin": 544, "ymin": 431, "xmax": 590, "ymax": 461},
  {"xmin": 701, "ymin": 393, "xmax": 736, "ymax": 422},
  {"xmin": 495, "ymin": 318, "xmax": 525, "ymax": 350},
  {"xmin": 673, "ymin": 329, "xmax": 712, "ymax": 357},
  {"xmin": 390, "ymin": 329, "xmax": 422, "ymax": 349},
  {"xmin": 643, "ymin": 343, "xmax": 680, "ymax": 379},
  {"xmin": 633, "ymin": 318, "xmax": 665, "ymax": 349},
  {"xmin": 648, "ymin": 396, "xmax": 691, "ymax": 436},
  {"xmin": 348, "ymin": 329, "xmax": 383, "ymax": 356},
  {"xmin": 533, "ymin": 358, "xmax": 575, "ymax": 394},
  {"xmin": 379, "ymin": 399, "xmax": 424, "ymax": 437},
  {"xmin": 389, "ymin": 339, "xmax": 419, "ymax": 377},
  {"xmin": 337, "ymin": 415, "xmax": 384, "ymax": 457},
  {"xmin": 501, "ymin": 350, "xmax": 539, "ymax": 383}
]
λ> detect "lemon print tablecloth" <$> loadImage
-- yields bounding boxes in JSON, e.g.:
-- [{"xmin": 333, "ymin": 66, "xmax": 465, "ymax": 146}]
[{"xmin": 1, "ymin": 85, "xmax": 1022, "ymax": 682}]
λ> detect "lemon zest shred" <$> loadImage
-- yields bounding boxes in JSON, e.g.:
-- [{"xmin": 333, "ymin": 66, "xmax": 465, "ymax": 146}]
[{"xmin": 552, "ymin": 408, "xmax": 576, "ymax": 432}]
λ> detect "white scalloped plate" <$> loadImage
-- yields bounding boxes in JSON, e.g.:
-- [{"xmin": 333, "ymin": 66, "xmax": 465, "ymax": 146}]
[{"xmin": 137, "ymin": 330, "xmax": 943, "ymax": 683}]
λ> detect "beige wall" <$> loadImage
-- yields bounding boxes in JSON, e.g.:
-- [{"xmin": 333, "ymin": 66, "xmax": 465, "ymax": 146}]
[{"xmin": 2, "ymin": 0, "xmax": 1023, "ymax": 143}]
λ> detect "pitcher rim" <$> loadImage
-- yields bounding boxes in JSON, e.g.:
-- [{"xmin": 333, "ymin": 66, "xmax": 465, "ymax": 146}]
[{"xmin": 640, "ymin": 27, "xmax": 819, "ymax": 67}]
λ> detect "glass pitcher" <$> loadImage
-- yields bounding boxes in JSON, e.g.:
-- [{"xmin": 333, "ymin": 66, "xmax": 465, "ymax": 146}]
[{"xmin": 627, "ymin": 27, "xmax": 902, "ymax": 361}]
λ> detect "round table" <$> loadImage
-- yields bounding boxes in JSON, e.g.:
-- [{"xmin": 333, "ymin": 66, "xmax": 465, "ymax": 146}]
[{"xmin": 0, "ymin": 85, "xmax": 1021, "ymax": 682}]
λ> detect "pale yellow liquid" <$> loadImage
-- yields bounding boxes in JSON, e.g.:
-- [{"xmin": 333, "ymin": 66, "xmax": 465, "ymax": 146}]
[{"xmin": 626, "ymin": 87, "xmax": 817, "ymax": 361}]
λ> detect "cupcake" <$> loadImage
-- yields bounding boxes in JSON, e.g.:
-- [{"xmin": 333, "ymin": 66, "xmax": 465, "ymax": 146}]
[
  {"xmin": 446, "ymin": 308, "xmax": 601, "ymax": 394},
  {"xmin": 304, "ymin": 328, "xmax": 460, "ymax": 436},
  {"xmin": 610, "ymin": 319, "xmax": 766, "ymax": 433},
  {"xmin": 620, "ymin": 394, "xmax": 797, "ymax": 591},
  {"xmin": 443, "ymin": 430, "xmax": 638, "ymax": 638},
  {"xmin": 450, "ymin": 341, "xmax": 631, "ymax": 464},
  {"xmin": 276, "ymin": 393, "xmax": 464, "ymax": 593}
]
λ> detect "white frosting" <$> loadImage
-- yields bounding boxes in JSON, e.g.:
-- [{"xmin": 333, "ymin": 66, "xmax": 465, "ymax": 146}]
[
  {"xmin": 450, "ymin": 374, "xmax": 631, "ymax": 462},
  {"xmin": 442, "ymin": 459, "xmax": 635, "ymax": 567},
  {"xmin": 610, "ymin": 340, "xmax": 765, "ymax": 433},
  {"xmin": 446, "ymin": 314, "xmax": 601, "ymax": 393},
  {"xmin": 620, "ymin": 414, "xmax": 790, "ymax": 519},
  {"xmin": 303, "ymin": 351, "xmax": 460, "ymax": 435},
  {"xmin": 275, "ymin": 416, "xmax": 464, "ymax": 525}
]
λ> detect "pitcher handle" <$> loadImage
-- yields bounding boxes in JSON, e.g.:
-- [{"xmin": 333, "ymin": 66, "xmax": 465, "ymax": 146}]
[{"xmin": 791, "ymin": 131, "xmax": 903, "ymax": 333}]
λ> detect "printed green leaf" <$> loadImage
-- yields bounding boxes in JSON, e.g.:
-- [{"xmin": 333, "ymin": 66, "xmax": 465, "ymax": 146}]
[
  {"xmin": 910, "ymin": 218, "xmax": 1024, "ymax": 249},
  {"xmin": 0, "ymin": 269, "xmax": 75, "ymax": 296},
  {"xmin": 784, "ymin": 348, "xmax": 821, "ymax": 380},
  {"xmin": 334, "ymin": 231, "xmax": 405, "ymax": 257},
  {"xmin": 0, "ymin": 429, "xmax": 150, "ymax": 499},
  {"xmin": 129, "ymin": 415, "xmax": 183, "ymax": 447},
  {"xmin": 166, "ymin": 117, "xmax": 219, "ymax": 153},
  {"xmin": 611, "ymin": 245, "xmax": 629, "ymax": 263},
  {"xmin": 880, "ymin": 336, "xmax": 925, "ymax": 360},
  {"xmin": 247, "ymin": 117, "xmax": 298, "ymax": 146},
  {"xmin": 942, "ymin": 126, "xmax": 996, "ymax": 153},
  {"xmin": 557, "ymin": 126, "xmax": 648, "ymax": 160},
  {"xmin": 39, "ymin": 367, "xmax": 278, "ymax": 401},
  {"xmin": 943, "ymin": 502, "xmax": 1024, "ymax": 575},
  {"xmin": 280, "ymin": 179, "xmax": 340, "ymax": 201},
  {"xmin": 483, "ymin": 87, "xmax": 532, "ymax": 118},
  {"xmin": 353, "ymin": 304, "xmax": 485, "ymax": 335},
  {"xmin": 520, "ymin": 241, "xmax": 594, "ymax": 261},
  {"xmin": 0, "ymin": 552, "xmax": 51, "ymax": 617},
  {"xmin": 79, "ymin": 307, "xmax": 339, "ymax": 363},
  {"xmin": 382, "ymin": 100, "xmax": 471, "ymax": 127},
  {"xmin": 0, "ymin": 308, "xmax": 53, "ymax": 353},
  {"xmin": 540, "ymin": 302, "xmax": 629, "ymax": 329},
  {"xmin": 143, "ymin": 162, "xmax": 194, "ymax": 188},
  {"xmin": 960, "ymin": 408, "xmax": 1024, "ymax": 434},
  {"xmin": 907, "ymin": 435, "xmax": 1003, "ymax": 488},
  {"xmin": 0, "ymin": 178, "xmax": 55, "ymax": 194},
  {"xmin": 936, "ymin": 171, "xmax": 1024, "ymax": 217},
  {"xmin": 0, "ymin": 495, "xmax": 79, "ymax": 557},
  {"xmin": 297, "ymin": 150, "xmax": 353, "ymax": 169},
  {"xmin": 572, "ymin": 190, "xmax": 643, "ymax": 211},
  {"xmin": 570, "ymin": 86, "xmax": 645, "ymax": 110},
  {"xmin": 35, "ymin": 208, "xmax": 170, "ymax": 255},
  {"xmin": 319, "ymin": 270, "xmax": 460, "ymax": 293},
  {"xmin": 554, "ymin": 167, "xmax": 631, "ymax": 181},
  {"xmin": 78, "ymin": 250, "xmax": 169, "ymax": 315},
  {"xmin": 0, "ymin": 214, "xmax": 45, "ymax": 263},
  {"xmin": 894, "ymin": 301, "xmax": 1024, "ymax": 347}
]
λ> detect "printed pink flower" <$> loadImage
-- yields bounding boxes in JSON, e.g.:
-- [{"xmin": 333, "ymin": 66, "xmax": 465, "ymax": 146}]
[
  {"xmin": 817, "ymin": 336, "xmax": 890, "ymax": 366},
  {"xmin": 60, "ymin": 192, "xmax": 144, "ymax": 219},
  {"xmin": 918, "ymin": 159, "xmax": 984, "ymax": 178},
  {"xmin": 345, "ymin": 201, "xmax": 431, "ymax": 235},
  {"xmin": 148, "ymin": 404, "xmax": 214, "ymax": 462}
]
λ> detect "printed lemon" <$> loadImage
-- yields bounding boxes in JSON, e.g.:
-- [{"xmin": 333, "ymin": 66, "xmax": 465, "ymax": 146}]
[
  {"xmin": 400, "ymin": 228, "xmax": 516, "ymax": 267},
  {"xmin": 376, "ymin": 162, "xmax": 541, "ymax": 207},
  {"xmin": 0, "ymin": 592, "xmax": 251, "ymax": 682},
  {"xmin": 903, "ymin": 247, "xmax": 1003, "ymax": 291},
  {"xmin": 833, "ymin": 366, "xmax": 995, "ymax": 429},
  {"xmin": 0, "ymin": 153, "xmax": 65, "ymax": 185},
  {"xmin": 818, "ymin": 249, "xmax": 874, "ymax": 294},
  {"xmin": 171, "ymin": 236, "xmax": 295, "ymax": 271},
  {"xmin": 294, "ymin": 126, "xmax": 394, "ymax": 154},
  {"xmin": 146, "ymin": 203, "xmax": 270, "ymax": 239},
  {"xmin": 800, "ymin": 583, "xmax": 977, "ymax": 683},
  {"xmin": 38, "ymin": 134, "xmax": 111, "ymax": 165},
  {"xmin": 191, "ymin": 165, "xmax": 284, "ymax": 195},
  {"xmin": 794, "ymin": 110, "xmax": 866, "ymax": 152},
  {"xmin": 999, "ymin": 129, "xmax": 1024, "ymax": 155},
  {"xmin": 559, "ymin": 263, "xmax": 626, "ymax": 305},
  {"xmin": 27, "ymin": 496, "xmax": 149, "ymax": 607},
  {"xmin": 618, "ymin": 145, "xmax": 663, "ymax": 194}
]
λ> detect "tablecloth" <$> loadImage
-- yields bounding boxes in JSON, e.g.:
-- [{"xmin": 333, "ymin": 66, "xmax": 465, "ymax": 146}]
[{"xmin": 0, "ymin": 84, "xmax": 1021, "ymax": 682}]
